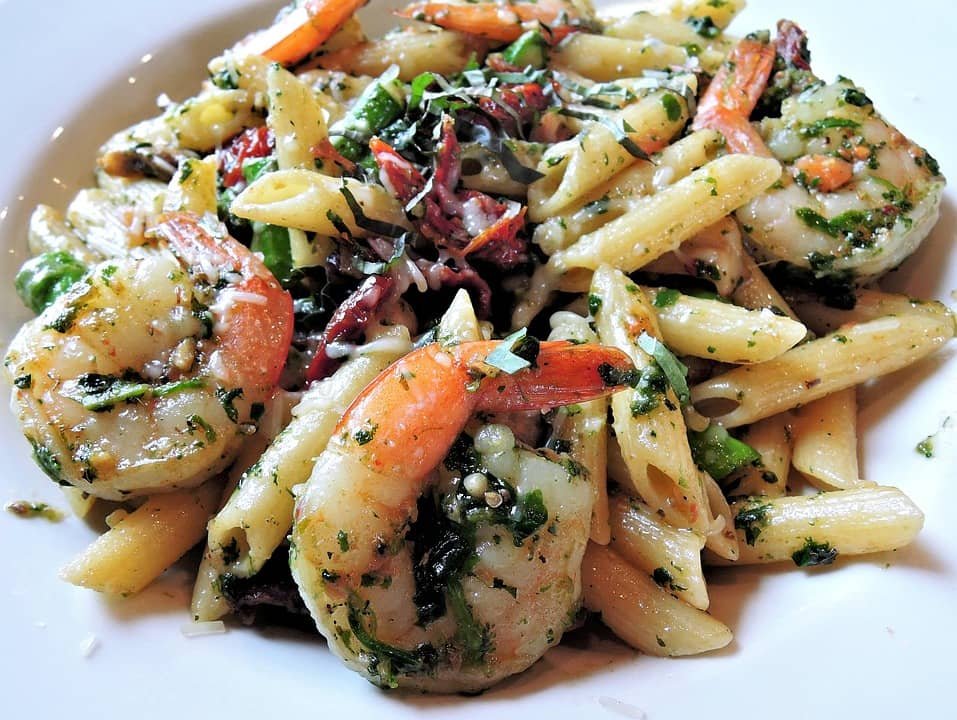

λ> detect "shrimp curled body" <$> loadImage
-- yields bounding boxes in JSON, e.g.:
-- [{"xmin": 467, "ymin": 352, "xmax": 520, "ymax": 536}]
[
  {"xmin": 693, "ymin": 31, "xmax": 945, "ymax": 282},
  {"xmin": 3, "ymin": 213, "xmax": 293, "ymax": 500},
  {"xmin": 291, "ymin": 339, "xmax": 633, "ymax": 692}
]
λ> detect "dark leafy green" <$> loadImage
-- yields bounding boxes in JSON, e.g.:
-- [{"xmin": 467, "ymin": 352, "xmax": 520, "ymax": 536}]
[{"xmin": 15, "ymin": 251, "xmax": 87, "ymax": 314}]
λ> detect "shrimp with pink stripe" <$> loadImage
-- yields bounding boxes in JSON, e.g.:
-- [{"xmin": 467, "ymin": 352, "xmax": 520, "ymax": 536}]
[
  {"xmin": 4, "ymin": 213, "xmax": 293, "ymax": 500},
  {"xmin": 693, "ymin": 22, "xmax": 945, "ymax": 282},
  {"xmin": 291, "ymin": 338, "xmax": 634, "ymax": 691}
]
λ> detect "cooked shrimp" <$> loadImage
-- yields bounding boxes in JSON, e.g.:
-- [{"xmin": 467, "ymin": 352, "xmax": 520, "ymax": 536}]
[
  {"xmin": 694, "ymin": 29, "xmax": 945, "ymax": 281},
  {"xmin": 291, "ymin": 339, "xmax": 634, "ymax": 692},
  {"xmin": 692, "ymin": 35, "xmax": 776, "ymax": 156},
  {"xmin": 397, "ymin": 0, "xmax": 589, "ymax": 44},
  {"xmin": 239, "ymin": 0, "xmax": 369, "ymax": 66},
  {"xmin": 3, "ymin": 213, "xmax": 293, "ymax": 500}
]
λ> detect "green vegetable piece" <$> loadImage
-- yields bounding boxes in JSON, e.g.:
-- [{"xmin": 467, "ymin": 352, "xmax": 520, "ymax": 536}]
[
  {"xmin": 347, "ymin": 603, "xmax": 438, "ymax": 685},
  {"xmin": 28, "ymin": 438, "xmax": 64, "ymax": 485},
  {"xmin": 503, "ymin": 30, "xmax": 548, "ymax": 69},
  {"xmin": 331, "ymin": 66, "xmax": 406, "ymax": 161},
  {"xmin": 60, "ymin": 373, "xmax": 152, "ymax": 412},
  {"xmin": 508, "ymin": 488, "xmax": 548, "ymax": 545},
  {"xmin": 652, "ymin": 288, "xmax": 681, "ymax": 308},
  {"xmin": 661, "ymin": 92, "xmax": 682, "ymax": 122},
  {"xmin": 15, "ymin": 251, "xmax": 87, "ymax": 314},
  {"xmin": 409, "ymin": 72, "xmax": 435, "ymax": 110},
  {"xmin": 799, "ymin": 117, "xmax": 860, "ymax": 138},
  {"xmin": 251, "ymin": 223, "xmax": 293, "ymax": 284},
  {"xmin": 916, "ymin": 437, "xmax": 935, "ymax": 458},
  {"xmin": 686, "ymin": 15, "xmax": 721, "ymax": 38},
  {"xmin": 242, "ymin": 156, "xmax": 278, "ymax": 184},
  {"xmin": 5, "ymin": 500, "xmax": 64, "ymax": 522},
  {"xmin": 447, "ymin": 579, "xmax": 491, "ymax": 665},
  {"xmin": 689, "ymin": 423, "xmax": 761, "ymax": 480}
]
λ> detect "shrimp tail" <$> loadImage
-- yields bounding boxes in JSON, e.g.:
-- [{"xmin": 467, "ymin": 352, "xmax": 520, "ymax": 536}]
[
  {"xmin": 240, "ymin": 0, "xmax": 368, "ymax": 66},
  {"xmin": 693, "ymin": 37, "xmax": 777, "ymax": 155},
  {"xmin": 331, "ymin": 340, "xmax": 633, "ymax": 479},
  {"xmin": 152, "ymin": 213, "xmax": 294, "ymax": 393},
  {"xmin": 397, "ymin": 1, "xmax": 584, "ymax": 44},
  {"xmin": 474, "ymin": 341, "xmax": 635, "ymax": 412}
]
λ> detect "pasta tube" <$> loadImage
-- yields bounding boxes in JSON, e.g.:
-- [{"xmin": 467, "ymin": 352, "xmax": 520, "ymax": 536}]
[
  {"xmin": 644, "ymin": 287, "xmax": 807, "ymax": 363},
  {"xmin": 791, "ymin": 389, "xmax": 871, "ymax": 490},
  {"xmin": 716, "ymin": 488, "xmax": 924, "ymax": 566},
  {"xmin": 552, "ymin": 155, "xmax": 782, "ymax": 272},
  {"xmin": 591, "ymin": 266, "xmax": 710, "ymax": 536},
  {"xmin": 582, "ymin": 543, "xmax": 732, "ymax": 656},
  {"xmin": 608, "ymin": 493, "xmax": 709, "ymax": 610},
  {"xmin": 61, "ymin": 480, "xmax": 222, "ymax": 595},
  {"xmin": 692, "ymin": 307, "xmax": 956, "ymax": 427}
]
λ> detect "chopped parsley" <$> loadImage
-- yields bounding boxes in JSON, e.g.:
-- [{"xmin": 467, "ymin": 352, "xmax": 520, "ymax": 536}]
[
  {"xmin": 799, "ymin": 117, "xmax": 861, "ymax": 138},
  {"xmin": 791, "ymin": 538, "xmax": 838, "ymax": 567},
  {"xmin": 661, "ymin": 92, "xmax": 682, "ymax": 122},
  {"xmin": 216, "ymin": 387, "xmax": 244, "ymax": 423},
  {"xmin": 734, "ymin": 501, "xmax": 773, "ymax": 546},
  {"xmin": 686, "ymin": 15, "xmax": 721, "ymax": 38},
  {"xmin": 915, "ymin": 437, "xmax": 934, "ymax": 458}
]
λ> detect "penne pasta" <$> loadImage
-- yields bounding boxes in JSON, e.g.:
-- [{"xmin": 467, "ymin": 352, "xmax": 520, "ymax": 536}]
[
  {"xmin": 163, "ymin": 156, "xmax": 219, "ymax": 215},
  {"xmin": 791, "ymin": 388, "xmax": 872, "ymax": 491},
  {"xmin": 529, "ymin": 86, "xmax": 694, "ymax": 222},
  {"xmin": 533, "ymin": 129, "xmax": 724, "ymax": 256},
  {"xmin": 230, "ymin": 169, "xmax": 411, "ymax": 237},
  {"xmin": 591, "ymin": 266, "xmax": 711, "ymax": 536},
  {"xmin": 60, "ymin": 479, "xmax": 222, "ymax": 595},
  {"xmin": 266, "ymin": 64, "xmax": 332, "ymax": 172},
  {"xmin": 644, "ymin": 287, "xmax": 807, "ymax": 363},
  {"xmin": 717, "ymin": 487, "xmax": 924, "ymax": 566},
  {"xmin": 692, "ymin": 307, "xmax": 956, "ymax": 427},
  {"xmin": 551, "ymin": 155, "xmax": 782, "ymax": 272},
  {"xmin": 723, "ymin": 413, "xmax": 792, "ymax": 499},
  {"xmin": 582, "ymin": 543, "xmax": 732, "ymax": 656},
  {"xmin": 608, "ymin": 493, "xmax": 709, "ymax": 610},
  {"xmin": 790, "ymin": 289, "xmax": 949, "ymax": 336},
  {"xmin": 205, "ymin": 326, "xmax": 412, "ymax": 579}
]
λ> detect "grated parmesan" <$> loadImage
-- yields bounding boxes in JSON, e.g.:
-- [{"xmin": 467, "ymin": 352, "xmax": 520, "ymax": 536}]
[{"xmin": 80, "ymin": 634, "xmax": 99, "ymax": 658}]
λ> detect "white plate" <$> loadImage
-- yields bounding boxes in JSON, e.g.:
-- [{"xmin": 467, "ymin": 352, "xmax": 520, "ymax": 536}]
[{"xmin": 0, "ymin": 2, "xmax": 954, "ymax": 717}]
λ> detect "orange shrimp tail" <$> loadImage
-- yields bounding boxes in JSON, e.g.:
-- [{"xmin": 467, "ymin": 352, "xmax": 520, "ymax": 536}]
[
  {"xmin": 333, "ymin": 340, "xmax": 634, "ymax": 479},
  {"xmin": 693, "ymin": 37, "xmax": 776, "ymax": 155},
  {"xmin": 397, "ymin": 1, "xmax": 579, "ymax": 44},
  {"xmin": 474, "ymin": 341, "xmax": 635, "ymax": 412},
  {"xmin": 243, "ymin": 0, "xmax": 367, "ymax": 66},
  {"xmin": 153, "ymin": 213, "xmax": 294, "ymax": 395}
]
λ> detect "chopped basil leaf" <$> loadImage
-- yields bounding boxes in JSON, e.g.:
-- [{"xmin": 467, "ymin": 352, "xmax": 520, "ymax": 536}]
[
  {"xmin": 485, "ymin": 328, "xmax": 539, "ymax": 374},
  {"xmin": 636, "ymin": 332, "xmax": 690, "ymax": 405},
  {"xmin": 652, "ymin": 288, "xmax": 681, "ymax": 308},
  {"xmin": 734, "ymin": 501, "xmax": 773, "ymax": 545}
]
